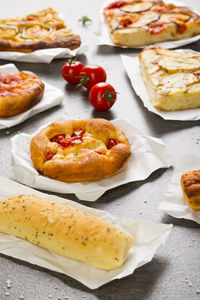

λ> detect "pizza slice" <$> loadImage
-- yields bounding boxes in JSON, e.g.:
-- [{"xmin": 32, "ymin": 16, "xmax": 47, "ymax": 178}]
[
  {"xmin": 139, "ymin": 46, "xmax": 200, "ymax": 111},
  {"xmin": 0, "ymin": 8, "xmax": 81, "ymax": 53},
  {"xmin": 0, "ymin": 71, "xmax": 44, "ymax": 117},
  {"xmin": 103, "ymin": 0, "xmax": 200, "ymax": 46}
]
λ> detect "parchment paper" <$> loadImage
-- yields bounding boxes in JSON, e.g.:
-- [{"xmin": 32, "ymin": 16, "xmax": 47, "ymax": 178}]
[
  {"xmin": 11, "ymin": 118, "xmax": 172, "ymax": 201},
  {"xmin": 0, "ymin": 176, "xmax": 173, "ymax": 289}
]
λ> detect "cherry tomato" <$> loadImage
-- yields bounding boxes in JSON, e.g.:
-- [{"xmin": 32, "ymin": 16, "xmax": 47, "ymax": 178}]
[
  {"xmin": 61, "ymin": 60, "xmax": 84, "ymax": 84},
  {"xmin": 79, "ymin": 65, "xmax": 106, "ymax": 90},
  {"xmin": 104, "ymin": 1, "xmax": 125, "ymax": 10},
  {"xmin": 89, "ymin": 82, "xmax": 117, "ymax": 111}
]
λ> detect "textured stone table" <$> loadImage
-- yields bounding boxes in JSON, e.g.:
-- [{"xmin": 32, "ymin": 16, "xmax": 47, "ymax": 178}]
[{"xmin": 0, "ymin": 0, "xmax": 200, "ymax": 299}]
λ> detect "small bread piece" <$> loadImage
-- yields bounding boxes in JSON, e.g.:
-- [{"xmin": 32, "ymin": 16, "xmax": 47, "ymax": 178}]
[
  {"xmin": 0, "ymin": 8, "xmax": 81, "ymax": 53},
  {"xmin": 139, "ymin": 47, "xmax": 200, "ymax": 111},
  {"xmin": 103, "ymin": 0, "xmax": 200, "ymax": 47},
  {"xmin": 181, "ymin": 171, "xmax": 200, "ymax": 210},
  {"xmin": 0, "ymin": 71, "xmax": 44, "ymax": 117},
  {"xmin": 0, "ymin": 195, "xmax": 134, "ymax": 270},
  {"xmin": 30, "ymin": 118, "xmax": 131, "ymax": 182}
]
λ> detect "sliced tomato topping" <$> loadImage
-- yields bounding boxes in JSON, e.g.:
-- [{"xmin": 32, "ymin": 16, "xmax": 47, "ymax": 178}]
[
  {"xmin": 95, "ymin": 151, "xmax": 106, "ymax": 155},
  {"xmin": 50, "ymin": 133, "xmax": 66, "ymax": 143},
  {"xmin": 148, "ymin": 22, "xmax": 166, "ymax": 34},
  {"xmin": 153, "ymin": 6, "xmax": 170, "ymax": 14},
  {"xmin": 0, "ymin": 73, "xmax": 22, "ymax": 85},
  {"xmin": 107, "ymin": 138, "xmax": 118, "ymax": 149},
  {"xmin": 176, "ymin": 22, "xmax": 186, "ymax": 34},
  {"xmin": 119, "ymin": 16, "xmax": 133, "ymax": 28},
  {"xmin": 51, "ymin": 129, "xmax": 85, "ymax": 148},
  {"xmin": 58, "ymin": 138, "xmax": 72, "ymax": 148},
  {"xmin": 0, "ymin": 73, "xmax": 24, "ymax": 97},
  {"xmin": 44, "ymin": 151, "xmax": 54, "ymax": 161},
  {"xmin": 104, "ymin": 1, "xmax": 125, "ymax": 10}
]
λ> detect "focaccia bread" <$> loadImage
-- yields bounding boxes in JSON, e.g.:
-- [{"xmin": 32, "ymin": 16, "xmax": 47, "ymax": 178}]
[
  {"xmin": 103, "ymin": 0, "xmax": 200, "ymax": 46},
  {"xmin": 0, "ymin": 8, "xmax": 81, "ymax": 53},
  {"xmin": 181, "ymin": 171, "xmax": 200, "ymax": 210},
  {"xmin": 0, "ymin": 194, "xmax": 134, "ymax": 270},
  {"xmin": 139, "ymin": 46, "xmax": 200, "ymax": 111},
  {"xmin": 30, "ymin": 118, "xmax": 131, "ymax": 182},
  {"xmin": 0, "ymin": 71, "xmax": 44, "ymax": 117}
]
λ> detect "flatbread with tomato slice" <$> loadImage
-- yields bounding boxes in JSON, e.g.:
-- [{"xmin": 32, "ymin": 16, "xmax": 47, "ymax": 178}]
[
  {"xmin": 103, "ymin": 0, "xmax": 200, "ymax": 46},
  {"xmin": 0, "ymin": 8, "xmax": 81, "ymax": 53},
  {"xmin": 0, "ymin": 71, "xmax": 44, "ymax": 117}
]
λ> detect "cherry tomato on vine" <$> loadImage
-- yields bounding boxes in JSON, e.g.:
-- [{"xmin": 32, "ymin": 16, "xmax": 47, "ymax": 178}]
[
  {"xmin": 89, "ymin": 82, "xmax": 117, "ymax": 111},
  {"xmin": 78, "ymin": 65, "xmax": 106, "ymax": 90},
  {"xmin": 61, "ymin": 59, "xmax": 84, "ymax": 84}
]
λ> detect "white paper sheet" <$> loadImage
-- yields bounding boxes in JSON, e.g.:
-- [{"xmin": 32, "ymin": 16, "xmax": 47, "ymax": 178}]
[
  {"xmin": 0, "ymin": 64, "xmax": 64, "ymax": 129},
  {"xmin": 121, "ymin": 50, "xmax": 200, "ymax": 121},
  {"xmin": 10, "ymin": 118, "xmax": 172, "ymax": 201},
  {"xmin": 0, "ymin": 45, "xmax": 88, "ymax": 64},
  {"xmin": 95, "ymin": 0, "xmax": 200, "ymax": 49},
  {"xmin": 0, "ymin": 176, "xmax": 173, "ymax": 289},
  {"xmin": 159, "ymin": 155, "xmax": 200, "ymax": 224}
]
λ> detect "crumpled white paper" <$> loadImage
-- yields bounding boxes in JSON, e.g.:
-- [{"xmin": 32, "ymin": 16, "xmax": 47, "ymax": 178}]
[
  {"xmin": 0, "ymin": 176, "xmax": 173, "ymax": 289},
  {"xmin": 95, "ymin": 0, "xmax": 200, "ymax": 49},
  {"xmin": 0, "ymin": 63, "xmax": 64, "ymax": 129},
  {"xmin": 159, "ymin": 155, "xmax": 200, "ymax": 224},
  {"xmin": 121, "ymin": 50, "xmax": 200, "ymax": 121},
  {"xmin": 0, "ymin": 45, "xmax": 87, "ymax": 64},
  {"xmin": 11, "ymin": 118, "xmax": 172, "ymax": 201}
]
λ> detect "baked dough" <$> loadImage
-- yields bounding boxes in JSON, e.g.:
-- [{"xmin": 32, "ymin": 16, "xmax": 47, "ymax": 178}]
[
  {"xmin": 103, "ymin": 0, "xmax": 200, "ymax": 46},
  {"xmin": 30, "ymin": 119, "xmax": 131, "ymax": 182},
  {"xmin": 0, "ymin": 8, "xmax": 81, "ymax": 53},
  {"xmin": 0, "ymin": 194, "xmax": 134, "ymax": 270},
  {"xmin": 0, "ymin": 71, "xmax": 44, "ymax": 117},
  {"xmin": 181, "ymin": 171, "xmax": 200, "ymax": 210},
  {"xmin": 139, "ymin": 46, "xmax": 200, "ymax": 111}
]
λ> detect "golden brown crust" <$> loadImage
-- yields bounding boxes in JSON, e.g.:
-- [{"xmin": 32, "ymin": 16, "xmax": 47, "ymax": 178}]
[
  {"xmin": 0, "ymin": 8, "xmax": 81, "ymax": 53},
  {"xmin": 103, "ymin": 0, "xmax": 200, "ymax": 46},
  {"xmin": 0, "ymin": 194, "xmax": 134, "ymax": 270},
  {"xmin": 0, "ymin": 35, "xmax": 81, "ymax": 53},
  {"xmin": 181, "ymin": 171, "xmax": 200, "ymax": 210},
  {"xmin": 0, "ymin": 71, "xmax": 44, "ymax": 117},
  {"xmin": 30, "ymin": 119, "xmax": 131, "ymax": 182}
]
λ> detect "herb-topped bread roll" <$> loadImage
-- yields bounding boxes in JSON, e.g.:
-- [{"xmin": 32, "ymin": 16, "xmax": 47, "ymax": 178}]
[
  {"xmin": 181, "ymin": 171, "xmax": 200, "ymax": 210},
  {"xmin": 0, "ymin": 195, "xmax": 134, "ymax": 270}
]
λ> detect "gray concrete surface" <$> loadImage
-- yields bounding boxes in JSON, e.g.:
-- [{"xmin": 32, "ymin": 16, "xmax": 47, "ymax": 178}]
[{"xmin": 0, "ymin": 0, "xmax": 200, "ymax": 299}]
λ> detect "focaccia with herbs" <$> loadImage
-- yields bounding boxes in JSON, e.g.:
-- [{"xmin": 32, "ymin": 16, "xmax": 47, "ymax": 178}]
[
  {"xmin": 0, "ymin": 71, "xmax": 44, "ymax": 117},
  {"xmin": 0, "ymin": 8, "xmax": 81, "ymax": 53},
  {"xmin": 103, "ymin": 0, "xmax": 200, "ymax": 46},
  {"xmin": 139, "ymin": 47, "xmax": 200, "ymax": 111}
]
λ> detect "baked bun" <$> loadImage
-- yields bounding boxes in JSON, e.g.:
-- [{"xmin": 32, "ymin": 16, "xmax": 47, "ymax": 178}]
[
  {"xmin": 0, "ymin": 194, "xmax": 134, "ymax": 270},
  {"xmin": 181, "ymin": 170, "xmax": 200, "ymax": 210},
  {"xmin": 30, "ymin": 119, "xmax": 131, "ymax": 182},
  {"xmin": 0, "ymin": 71, "xmax": 44, "ymax": 117}
]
